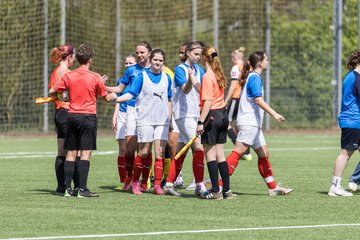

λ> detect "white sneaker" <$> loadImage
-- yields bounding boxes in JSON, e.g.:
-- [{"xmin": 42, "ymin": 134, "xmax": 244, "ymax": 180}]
[
  {"xmin": 173, "ymin": 176, "xmax": 184, "ymax": 188},
  {"xmin": 185, "ymin": 182, "xmax": 196, "ymax": 191},
  {"xmin": 164, "ymin": 185, "xmax": 181, "ymax": 197},
  {"xmin": 268, "ymin": 184, "xmax": 293, "ymax": 196},
  {"xmin": 348, "ymin": 182, "xmax": 358, "ymax": 192},
  {"xmin": 328, "ymin": 185, "xmax": 353, "ymax": 197}
]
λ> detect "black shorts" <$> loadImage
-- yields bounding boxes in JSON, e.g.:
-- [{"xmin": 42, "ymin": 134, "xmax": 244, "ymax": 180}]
[
  {"xmin": 54, "ymin": 108, "xmax": 69, "ymax": 139},
  {"xmin": 201, "ymin": 107, "xmax": 229, "ymax": 145},
  {"xmin": 341, "ymin": 128, "xmax": 360, "ymax": 151},
  {"xmin": 64, "ymin": 113, "xmax": 97, "ymax": 151},
  {"xmin": 227, "ymin": 98, "xmax": 239, "ymax": 122}
]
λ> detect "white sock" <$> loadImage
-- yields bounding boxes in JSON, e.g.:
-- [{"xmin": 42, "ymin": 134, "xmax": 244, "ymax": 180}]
[{"xmin": 332, "ymin": 176, "xmax": 342, "ymax": 188}]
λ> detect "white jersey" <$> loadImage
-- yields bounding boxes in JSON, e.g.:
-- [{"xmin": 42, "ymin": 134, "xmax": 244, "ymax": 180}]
[
  {"xmin": 230, "ymin": 65, "xmax": 240, "ymax": 79},
  {"xmin": 172, "ymin": 64, "xmax": 200, "ymax": 120},
  {"xmin": 236, "ymin": 72, "xmax": 264, "ymax": 128},
  {"xmin": 136, "ymin": 71, "xmax": 170, "ymax": 126}
]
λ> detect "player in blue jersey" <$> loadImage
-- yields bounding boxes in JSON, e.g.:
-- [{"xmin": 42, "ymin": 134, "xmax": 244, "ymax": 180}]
[
  {"xmin": 225, "ymin": 51, "xmax": 293, "ymax": 196},
  {"xmin": 328, "ymin": 50, "xmax": 360, "ymax": 197},
  {"xmin": 113, "ymin": 53, "xmax": 136, "ymax": 191},
  {"xmin": 164, "ymin": 41, "xmax": 207, "ymax": 197},
  {"xmin": 114, "ymin": 49, "xmax": 172, "ymax": 195},
  {"xmin": 107, "ymin": 41, "xmax": 152, "ymax": 193}
]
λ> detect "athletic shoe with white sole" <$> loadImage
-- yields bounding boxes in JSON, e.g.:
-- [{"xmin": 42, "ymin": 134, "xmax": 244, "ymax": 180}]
[
  {"xmin": 268, "ymin": 184, "xmax": 293, "ymax": 196},
  {"xmin": 164, "ymin": 185, "xmax": 181, "ymax": 197},
  {"xmin": 77, "ymin": 188, "xmax": 99, "ymax": 198},
  {"xmin": 131, "ymin": 181, "xmax": 142, "ymax": 195},
  {"xmin": 204, "ymin": 190, "xmax": 223, "ymax": 200},
  {"xmin": 64, "ymin": 188, "xmax": 73, "ymax": 197},
  {"xmin": 185, "ymin": 182, "xmax": 196, "ymax": 191},
  {"xmin": 223, "ymin": 190, "xmax": 237, "ymax": 199},
  {"xmin": 328, "ymin": 185, "xmax": 353, "ymax": 197},
  {"xmin": 173, "ymin": 175, "xmax": 185, "ymax": 188},
  {"xmin": 348, "ymin": 181, "xmax": 358, "ymax": 192}
]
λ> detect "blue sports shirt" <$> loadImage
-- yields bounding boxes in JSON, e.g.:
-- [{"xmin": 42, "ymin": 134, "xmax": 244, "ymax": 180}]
[
  {"xmin": 116, "ymin": 78, "xmax": 127, "ymax": 112},
  {"xmin": 338, "ymin": 70, "xmax": 360, "ymax": 129},
  {"xmin": 246, "ymin": 72, "xmax": 263, "ymax": 98},
  {"xmin": 174, "ymin": 63, "xmax": 205, "ymax": 88}
]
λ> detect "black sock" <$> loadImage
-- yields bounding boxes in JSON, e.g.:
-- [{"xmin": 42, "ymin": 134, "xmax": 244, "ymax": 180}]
[
  {"xmin": 165, "ymin": 145, "xmax": 170, "ymax": 159},
  {"xmin": 64, "ymin": 161, "xmax": 75, "ymax": 189},
  {"xmin": 218, "ymin": 161, "xmax": 230, "ymax": 193},
  {"xmin": 207, "ymin": 161, "xmax": 219, "ymax": 192},
  {"xmin": 227, "ymin": 129, "xmax": 237, "ymax": 145},
  {"xmin": 78, "ymin": 160, "xmax": 90, "ymax": 190},
  {"xmin": 73, "ymin": 156, "xmax": 81, "ymax": 189},
  {"xmin": 55, "ymin": 156, "xmax": 66, "ymax": 189}
]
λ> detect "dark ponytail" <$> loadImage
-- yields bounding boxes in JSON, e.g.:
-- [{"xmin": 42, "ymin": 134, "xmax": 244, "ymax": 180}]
[{"xmin": 239, "ymin": 51, "xmax": 265, "ymax": 88}]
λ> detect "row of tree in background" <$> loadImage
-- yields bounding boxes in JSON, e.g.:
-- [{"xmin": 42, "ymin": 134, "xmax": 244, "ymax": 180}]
[{"xmin": 0, "ymin": 0, "xmax": 358, "ymax": 131}]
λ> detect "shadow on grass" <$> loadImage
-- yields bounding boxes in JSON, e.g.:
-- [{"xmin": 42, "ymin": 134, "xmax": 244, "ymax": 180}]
[{"xmin": 31, "ymin": 188, "xmax": 63, "ymax": 196}]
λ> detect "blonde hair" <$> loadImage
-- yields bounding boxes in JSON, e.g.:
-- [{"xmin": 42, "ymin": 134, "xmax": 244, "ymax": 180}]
[
  {"xmin": 202, "ymin": 46, "xmax": 227, "ymax": 89},
  {"xmin": 231, "ymin": 47, "xmax": 245, "ymax": 61}
]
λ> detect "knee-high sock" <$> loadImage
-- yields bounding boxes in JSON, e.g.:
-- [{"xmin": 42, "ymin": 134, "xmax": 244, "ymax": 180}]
[
  {"xmin": 226, "ymin": 151, "xmax": 242, "ymax": 176},
  {"xmin": 133, "ymin": 155, "xmax": 143, "ymax": 182},
  {"xmin": 117, "ymin": 156, "xmax": 126, "ymax": 183},
  {"xmin": 73, "ymin": 156, "xmax": 80, "ymax": 189},
  {"xmin": 153, "ymin": 158, "xmax": 164, "ymax": 186},
  {"xmin": 78, "ymin": 160, "xmax": 90, "ymax": 190},
  {"xmin": 207, "ymin": 161, "xmax": 219, "ymax": 192},
  {"xmin": 64, "ymin": 161, "xmax": 75, "ymax": 189},
  {"xmin": 258, "ymin": 156, "xmax": 277, "ymax": 189},
  {"xmin": 227, "ymin": 129, "xmax": 237, "ymax": 145},
  {"xmin": 55, "ymin": 156, "xmax": 65, "ymax": 188},
  {"xmin": 125, "ymin": 154, "xmax": 135, "ymax": 177},
  {"xmin": 193, "ymin": 150, "xmax": 204, "ymax": 183},
  {"xmin": 166, "ymin": 154, "xmax": 186, "ymax": 183},
  {"xmin": 218, "ymin": 161, "xmax": 230, "ymax": 192},
  {"xmin": 141, "ymin": 153, "xmax": 152, "ymax": 186}
]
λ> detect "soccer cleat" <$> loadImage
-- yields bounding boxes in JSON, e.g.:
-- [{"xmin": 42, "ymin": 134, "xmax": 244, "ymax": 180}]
[
  {"xmin": 328, "ymin": 185, "xmax": 353, "ymax": 197},
  {"xmin": 55, "ymin": 186, "xmax": 66, "ymax": 195},
  {"xmin": 268, "ymin": 184, "xmax": 293, "ymax": 196},
  {"xmin": 348, "ymin": 181, "xmax": 358, "ymax": 192},
  {"xmin": 64, "ymin": 188, "xmax": 73, "ymax": 197},
  {"xmin": 223, "ymin": 190, "xmax": 237, "ymax": 199},
  {"xmin": 241, "ymin": 153, "xmax": 253, "ymax": 161},
  {"xmin": 131, "ymin": 181, "xmax": 142, "ymax": 195},
  {"xmin": 204, "ymin": 190, "xmax": 223, "ymax": 200},
  {"xmin": 153, "ymin": 185, "xmax": 164, "ymax": 195},
  {"xmin": 114, "ymin": 184, "xmax": 123, "ymax": 191},
  {"xmin": 122, "ymin": 177, "xmax": 133, "ymax": 191},
  {"xmin": 77, "ymin": 188, "xmax": 99, "ymax": 198},
  {"xmin": 164, "ymin": 185, "xmax": 181, "ymax": 197},
  {"xmin": 185, "ymin": 182, "xmax": 196, "ymax": 191},
  {"xmin": 141, "ymin": 182, "xmax": 149, "ymax": 193},
  {"xmin": 173, "ymin": 175, "xmax": 185, "ymax": 188},
  {"xmin": 194, "ymin": 182, "xmax": 207, "ymax": 198}
]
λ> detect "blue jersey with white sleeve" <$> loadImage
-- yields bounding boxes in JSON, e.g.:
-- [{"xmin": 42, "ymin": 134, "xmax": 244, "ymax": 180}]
[
  {"xmin": 338, "ymin": 70, "xmax": 360, "ymax": 129},
  {"xmin": 120, "ymin": 63, "xmax": 150, "ymax": 107},
  {"xmin": 128, "ymin": 68, "xmax": 172, "ymax": 100},
  {"xmin": 174, "ymin": 63, "xmax": 205, "ymax": 88},
  {"xmin": 116, "ymin": 78, "xmax": 127, "ymax": 112}
]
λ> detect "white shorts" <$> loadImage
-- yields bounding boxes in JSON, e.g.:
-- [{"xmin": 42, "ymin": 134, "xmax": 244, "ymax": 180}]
[
  {"xmin": 176, "ymin": 117, "xmax": 198, "ymax": 143},
  {"xmin": 236, "ymin": 125, "xmax": 266, "ymax": 149},
  {"xmin": 115, "ymin": 111, "xmax": 126, "ymax": 140},
  {"xmin": 125, "ymin": 106, "xmax": 137, "ymax": 136},
  {"xmin": 137, "ymin": 125, "xmax": 169, "ymax": 143},
  {"xmin": 171, "ymin": 117, "xmax": 179, "ymax": 133}
]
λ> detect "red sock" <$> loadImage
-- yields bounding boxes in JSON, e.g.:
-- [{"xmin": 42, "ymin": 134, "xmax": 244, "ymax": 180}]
[
  {"xmin": 125, "ymin": 154, "xmax": 135, "ymax": 177},
  {"xmin": 167, "ymin": 154, "xmax": 186, "ymax": 183},
  {"xmin": 227, "ymin": 151, "xmax": 241, "ymax": 176},
  {"xmin": 117, "ymin": 156, "xmax": 126, "ymax": 183},
  {"xmin": 193, "ymin": 150, "xmax": 204, "ymax": 183},
  {"xmin": 132, "ymin": 155, "xmax": 143, "ymax": 182},
  {"xmin": 153, "ymin": 158, "xmax": 164, "ymax": 186},
  {"xmin": 141, "ymin": 153, "xmax": 152, "ymax": 186},
  {"xmin": 258, "ymin": 156, "xmax": 277, "ymax": 189}
]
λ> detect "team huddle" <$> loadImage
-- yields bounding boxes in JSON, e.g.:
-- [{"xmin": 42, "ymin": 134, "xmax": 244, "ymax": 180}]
[{"xmin": 48, "ymin": 40, "xmax": 296, "ymax": 199}]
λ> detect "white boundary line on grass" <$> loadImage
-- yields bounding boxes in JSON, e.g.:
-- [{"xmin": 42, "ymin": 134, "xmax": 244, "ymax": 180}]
[
  {"xmin": 0, "ymin": 147, "xmax": 339, "ymax": 159},
  {"xmin": 2, "ymin": 223, "xmax": 360, "ymax": 240}
]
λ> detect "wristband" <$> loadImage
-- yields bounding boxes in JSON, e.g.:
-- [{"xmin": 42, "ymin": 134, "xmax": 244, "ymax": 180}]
[{"xmin": 197, "ymin": 120, "xmax": 204, "ymax": 125}]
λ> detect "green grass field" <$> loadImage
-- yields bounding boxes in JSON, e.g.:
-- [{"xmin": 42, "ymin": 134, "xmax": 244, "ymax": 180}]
[{"xmin": 1, "ymin": 131, "xmax": 360, "ymax": 240}]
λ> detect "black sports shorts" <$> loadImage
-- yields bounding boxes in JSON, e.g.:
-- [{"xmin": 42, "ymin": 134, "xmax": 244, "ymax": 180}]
[
  {"xmin": 341, "ymin": 128, "xmax": 360, "ymax": 151},
  {"xmin": 54, "ymin": 108, "xmax": 69, "ymax": 139},
  {"xmin": 64, "ymin": 113, "xmax": 97, "ymax": 150},
  {"xmin": 201, "ymin": 107, "xmax": 229, "ymax": 145}
]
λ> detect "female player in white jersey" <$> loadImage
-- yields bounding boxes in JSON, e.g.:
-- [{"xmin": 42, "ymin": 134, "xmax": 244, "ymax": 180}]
[
  {"xmin": 164, "ymin": 41, "xmax": 207, "ymax": 197},
  {"xmin": 114, "ymin": 49, "xmax": 172, "ymax": 195},
  {"xmin": 226, "ymin": 51, "xmax": 293, "ymax": 196},
  {"xmin": 113, "ymin": 53, "xmax": 136, "ymax": 191},
  {"xmin": 107, "ymin": 41, "xmax": 152, "ymax": 193},
  {"xmin": 225, "ymin": 47, "xmax": 252, "ymax": 161}
]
